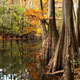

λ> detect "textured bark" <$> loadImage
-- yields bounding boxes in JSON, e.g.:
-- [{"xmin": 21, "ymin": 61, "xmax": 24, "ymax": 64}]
[
  {"xmin": 40, "ymin": 37, "xmax": 50, "ymax": 66},
  {"xmin": 47, "ymin": 0, "xmax": 65, "ymax": 72},
  {"xmin": 47, "ymin": 0, "xmax": 77, "ymax": 80},
  {"xmin": 38, "ymin": 0, "xmax": 48, "ymax": 67},
  {"xmin": 73, "ymin": 0, "xmax": 77, "ymax": 21},
  {"xmin": 39, "ymin": 0, "xmax": 78, "ymax": 80},
  {"xmin": 48, "ymin": 25, "xmax": 65, "ymax": 72},
  {"xmin": 40, "ymin": 0, "xmax": 58, "ymax": 67},
  {"xmin": 63, "ymin": 0, "xmax": 75, "ymax": 79},
  {"xmin": 48, "ymin": 0, "xmax": 58, "ymax": 61},
  {"xmin": 75, "ymin": 0, "xmax": 80, "ymax": 47}
]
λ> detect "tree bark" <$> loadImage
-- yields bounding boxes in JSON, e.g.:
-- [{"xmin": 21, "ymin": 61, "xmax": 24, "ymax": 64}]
[
  {"xmin": 47, "ymin": 0, "xmax": 77, "ymax": 80},
  {"xmin": 47, "ymin": 0, "xmax": 59, "ymax": 62},
  {"xmin": 73, "ymin": 0, "xmax": 77, "ymax": 21},
  {"xmin": 39, "ymin": 0, "xmax": 59, "ymax": 67},
  {"xmin": 47, "ymin": 0, "xmax": 65, "ymax": 72},
  {"xmin": 48, "ymin": 0, "xmax": 58, "ymax": 50},
  {"xmin": 75, "ymin": 0, "xmax": 80, "ymax": 47}
]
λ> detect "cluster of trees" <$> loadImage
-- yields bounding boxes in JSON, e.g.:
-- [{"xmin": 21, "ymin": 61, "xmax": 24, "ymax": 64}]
[
  {"xmin": 0, "ymin": 0, "xmax": 26, "ymax": 37},
  {"xmin": 0, "ymin": 0, "xmax": 62, "ymax": 39},
  {"xmin": 1, "ymin": 0, "xmax": 80, "ymax": 79},
  {"xmin": 38, "ymin": 0, "xmax": 80, "ymax": 80},
  {"xmin": 0, "ymin": 0, "xmax": 42, "ymax": 38}
]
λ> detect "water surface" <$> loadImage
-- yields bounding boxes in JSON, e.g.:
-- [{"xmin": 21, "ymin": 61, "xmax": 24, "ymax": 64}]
[{"xmin": 0, "ymin": 39, "xmax": 41, "ymax": 80}]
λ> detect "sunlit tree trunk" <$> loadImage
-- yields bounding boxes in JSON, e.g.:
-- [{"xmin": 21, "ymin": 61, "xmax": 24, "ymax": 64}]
[
  {"xmin": 75, "ymin": 0, "xmax": 80, "ymax": 47},
  {"xmin": 73, "ymin": 0, "xmax": 77, "ymax": 21},
  {"xmin": 63, "ymin": 1, "xmax": 74, "ymax": 79},
  {"xmin": 24, "ymin": 0, "xmax": 27, "ymax": 7},
  {"xmin": 47, "ymin": 1, "xmax": 77, "ymax": 80},
  {"xmin": 20, "ymin": 0, "xmax": 23, "ymax": 8},
  {"xmin": 39, "ymin": 0, "xmax": 58, "ymax": 67},
  {"xmin": 48, "ymin": 0, "xmax": 58, "ymax": 57},
  {"xmin": 38, "ymin": 0, "xmax": 47, "ymax": 40}
]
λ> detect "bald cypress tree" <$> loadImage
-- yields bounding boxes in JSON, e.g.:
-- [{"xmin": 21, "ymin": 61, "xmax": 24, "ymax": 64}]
[
  {"xmin": 38, "ymin": 0, "xmax": 59, "ymax": 67},
  {"xmin": 47, "ymin": 0, "xmax": 77, "ymax": 80}
]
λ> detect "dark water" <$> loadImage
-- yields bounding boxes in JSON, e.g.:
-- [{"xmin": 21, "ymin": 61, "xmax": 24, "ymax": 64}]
[{"xmin": 0, "ymin": 39, "xmax": 41, "ymax": 80}]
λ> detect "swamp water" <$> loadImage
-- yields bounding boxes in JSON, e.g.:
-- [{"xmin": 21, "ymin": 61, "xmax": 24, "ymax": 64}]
[{"xmin": 0, "ymin": 39, "xmax": 41, "ymax": 80}]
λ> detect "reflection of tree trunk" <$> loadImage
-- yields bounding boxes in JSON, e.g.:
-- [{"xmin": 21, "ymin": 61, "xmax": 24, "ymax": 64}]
[
  {"xmin": 6, "ymin": 75, "xmax": 7, "ymax": 80},
  {"xmin": 2, "ymin": 27, "xmax": 5, "ymax": 39},
  {"xmin": 14, "ymin": 76, "xmax": 16, "ymax": 80},
  {"xmin": 2, "ymin": 40, "xmax": 5, "ymax": 80},
  {"xmin": 2, "ymin": 39, "xmax": 4, "ymax": 56},
  {"xmin": 20, "ymin": 41, "xmax": 23, "ymax": 80},
  {"xmin": 16, "ymin": 40, "xmax": 23, "ymax": 60},
  {"xmin": 21, "ymin": 41, "xmax": 23, "ymax": 59},
  {"xmin": 11, "ymin": 21, "xmax": 13, "ymax": 38},
  {"xmin": 11, "ymin": 74, "xmax": 12, "ymax": 80},
  {"xmin": 21, "ymin": 71, "xmax": 22, "ymax": 80},
  {"xmin": 16, "ymin": 40, "xmax": 23, "ymax": 80},
  {"xmin": 16, "ymin": 40, "xmax": 21, "ymax": 56},
  {"xmin": 10, "ymin": 40, "xmax": 13, "ymax": 80},
  {"xmin": 10, "ymin": 40, "xmax": 13, "ymax": 57},
  {"xmin": 16, "ymin": 40, "xmax": 19, "ymax": 45}
]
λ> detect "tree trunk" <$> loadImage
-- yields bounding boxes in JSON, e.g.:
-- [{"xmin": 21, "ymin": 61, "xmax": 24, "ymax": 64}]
[
  {"xmin": 48, "ymin": 0, "xmax": 58, "ymax": 52},
  {"xmin": 38, "ymin": 0, "xmax": 47, "ymax": 40},
  {"xmin": 75, "ymin": 0, "xmax": 80, "ymax": 47},
  {"xmin": 47, "ymin": 0, "xmax": 65, "ymax": 72},
  {"xmin": 47, "ymin": 0, "xmax": 77, "ymax": 80},
  {"xmin": 73, "ymin": 0, "xmax": 77, "ymax": 21},
  {"xmin": 47, "ymin": 0, "xmax": 59, "ymax": 63},
  {"xmin": 39, "ymin": 0, "xmax": 59, "ymax": 67},
  {"xmin": 63, "ymin": 0, "xmax": 77, "ymax": 79}
]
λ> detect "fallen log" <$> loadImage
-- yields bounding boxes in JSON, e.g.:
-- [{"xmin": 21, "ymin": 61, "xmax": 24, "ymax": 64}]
[
  {"xmin": 44, "ymin": 70, "xmax": 64, "ymax": 76},
  {"xmin": 43, "ymin": 69, "xmax": 79, "ymax": 76}
]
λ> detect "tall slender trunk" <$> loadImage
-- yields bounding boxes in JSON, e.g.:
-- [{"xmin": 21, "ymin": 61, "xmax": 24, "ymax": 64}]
[
  {"xmin": 47, "ymin": 0, "xmax": 65, "ymax": 72},
  {"xmin": 75, "ymin": 0, "xmax": 80, "ymax": 47},
  {"xmin": 62, "ymin": 0, "xmax": 75, "ymax": 79},
  {"xmin": 38, "ymin": 0, "xmax": 47, "ymax": 40},
  {"xmin": 39, "ymin": 0, "xmax": 59, "ymax": 72},
  {"xmin": 39, "ymin": 0, "xmax": 59, "ymax": 67},
  {"xmin": 48, "ymin": 0, "xmax": 58, "ymax": 62},
  {"xmin": 73, "ymin": 0, "xmax": 77, "ymax": 21}
]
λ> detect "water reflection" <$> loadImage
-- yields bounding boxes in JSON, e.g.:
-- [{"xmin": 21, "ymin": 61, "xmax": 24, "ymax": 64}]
[{"xmin": 0, "ymin": 39, "xmax": 41, "ymax": 80}]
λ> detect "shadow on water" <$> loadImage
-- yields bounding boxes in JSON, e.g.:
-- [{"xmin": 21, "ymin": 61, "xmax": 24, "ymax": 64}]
[{"xmin": 0, "ymin": 39, "xmax": 41, "ymax": 80}]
